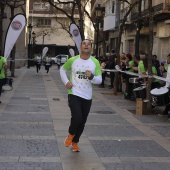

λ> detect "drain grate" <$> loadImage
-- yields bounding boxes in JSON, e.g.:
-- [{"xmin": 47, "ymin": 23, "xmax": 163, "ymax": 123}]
[
  {"xmin": 128, "ymin": 110, "xmax": 136, "ymax": 114},
  {"xmin": 53, "ymin": 98, "xmax": 60, "ymax": 101},
  {"xmin": 95, "ymin": 111, "xmax": 115, "ymax": 114}
]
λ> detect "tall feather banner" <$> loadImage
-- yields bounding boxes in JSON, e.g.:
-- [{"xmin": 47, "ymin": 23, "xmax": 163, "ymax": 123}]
[
  {"xmin": 4, "ymin": 14, "xmax": 26, "ymax": 58},
  {"xmin": 42, "ymin": 47, "xmax": 48, "ymax": 59},
  {"xmin": 69, "ymin": 48, "xmax": 75, "ymax": 57},
  {"xmin": 69, "ymin": 23, "xmax": 82, "ymax": 54}
]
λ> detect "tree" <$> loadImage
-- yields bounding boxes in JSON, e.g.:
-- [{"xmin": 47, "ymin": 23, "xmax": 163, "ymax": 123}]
[
  {"xmin": 42, "ymin": 0, "xmax": 104, "ymax": 53},
  {"xmin": 113, "ymin": 0, "xmax": 139, "ymax": 95},
  {"xmin": 146, "ymin": 0, "xmax": 154, "ymax": 113},
  {"xmin": 0, "ymin": 0, "xmax": 6, "ymax": 51}
]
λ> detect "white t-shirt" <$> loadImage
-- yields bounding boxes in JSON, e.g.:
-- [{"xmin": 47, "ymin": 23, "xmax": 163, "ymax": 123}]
[
  {"xmin": 60, "ymin": 55, "xmax": 102, "ymax": 100},
  {"xmin": 36, "ymin": 56, "xmax": 41, "ymax": 64},
  {"xmin": 45, "ymin": 57, "xmax": 51, "ymax": 66}
]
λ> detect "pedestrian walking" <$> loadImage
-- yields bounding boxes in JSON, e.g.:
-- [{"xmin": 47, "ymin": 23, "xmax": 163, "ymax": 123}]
[
  {"xmin": 60, "ymin": 39, "xmax": 102, "ymax": 152},
  {"xmin": 34, "ymin": 52, "xmax": 42, "ymax": 73},
  {"xmin": 0, "ymin": 50, "xmax": 7, "ymax": 103}
]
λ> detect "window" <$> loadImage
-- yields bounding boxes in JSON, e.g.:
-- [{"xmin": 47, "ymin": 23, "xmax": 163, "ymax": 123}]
[
  {"xmin": 33, "ymin": 2, "xmax": 50, "ymax": 11},
  {"xmin": 57, "ymin": 18, "xmax": 70, "ymax": 27},
  {"xmin": 112, "ymin": 1, "xmax": 115, "ymax": 13},
  {"xmin": 54, "ymin": 0, "xmax": 72, "ymax": 9},
  {"xmin": 105, "ymin": 0, "xmax": 115, "ymax": 16},
  {"xmin": 37, "ymin": 19, "xmax": 51, "ymax": 27}
]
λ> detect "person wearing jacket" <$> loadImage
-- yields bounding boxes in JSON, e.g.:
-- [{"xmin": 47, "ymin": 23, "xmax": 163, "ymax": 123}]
[{"xmin": 108, "ymin": 49, "xmax": 117, "ymax": 89}]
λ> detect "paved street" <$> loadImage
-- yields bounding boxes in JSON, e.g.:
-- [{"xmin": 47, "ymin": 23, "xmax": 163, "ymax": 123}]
[{"xmin": 0, "ymin": 65, "xmax": 170, "ymax": 170}]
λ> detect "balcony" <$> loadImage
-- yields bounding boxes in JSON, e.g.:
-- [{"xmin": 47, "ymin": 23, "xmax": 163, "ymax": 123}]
[
  {"xmin": 131, "ymin": 2, "xmax": 170, "ymax": 21},
  {"xmin": 103, "ymin": 15, "xmax": 116, "ymax": 31}
]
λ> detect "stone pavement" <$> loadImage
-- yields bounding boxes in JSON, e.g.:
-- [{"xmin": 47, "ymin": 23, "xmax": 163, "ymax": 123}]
[{"xmin": 0, "ymin": 65, "xmax": 169, "ymax": 170}]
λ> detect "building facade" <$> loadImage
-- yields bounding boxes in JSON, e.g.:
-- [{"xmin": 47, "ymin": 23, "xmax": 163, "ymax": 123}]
[
  {"xmin": 27, "ymin": 0, "xmax": 76, "ymax": 58},
  {"xmin": 27, "ymin": 0, "xmax": 94, "ymax": 58},
  {"xmin": 92, "ymin": 0, "xmax": 170, "ymax": 61}
]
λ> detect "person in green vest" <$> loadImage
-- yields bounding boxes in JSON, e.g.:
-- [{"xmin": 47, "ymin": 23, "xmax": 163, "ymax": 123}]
[
  {"xmin": 150, "ymin": 63, "xmax": 160, "ymax": 90},
  {"xmin": 0, "ymin": 50, "xmax": 7, "ymax": 103},
  {"xmin": 132, "ymin": 55, "xmax": 147, "ymax": 84}
]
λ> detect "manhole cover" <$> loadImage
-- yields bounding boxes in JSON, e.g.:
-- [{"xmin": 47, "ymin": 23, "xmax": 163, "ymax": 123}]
[
  {"xmin": 53, "ymin": 98, "xmax": 60, "ymax": 101},
  {"xmin": 95, "ymin": 111, "xmax": 115, "ymax": 114}
]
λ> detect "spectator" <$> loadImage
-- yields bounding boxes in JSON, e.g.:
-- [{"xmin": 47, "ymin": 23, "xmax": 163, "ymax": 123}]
[
  {"xmin": 124, "ymin": 53, "xmax": 135, "ymax": 99},
  {"xmin": 108, "ymin": 49, "xmax": 117, "ymax": 89},
  {"xmin": 158, "ymin": 54, "xmax": 170, "ymax": 116},
  {"xmin": 132, "ymin": 55, "xmax": 147, "ymax": 84},
  {"xmin": 0, "ymin": 50, "xmax": 7, "ymax": 103},
  {"xmin": 117, "ymin": 53, "xmax": 126, "ymax": 92},
  {"xmin": 152, "ymin": 55, "xmax": 162, "ymax": 77},
  {"xmin": 99, "ymin": 54, "xmax": 108, "ymax": 88}
]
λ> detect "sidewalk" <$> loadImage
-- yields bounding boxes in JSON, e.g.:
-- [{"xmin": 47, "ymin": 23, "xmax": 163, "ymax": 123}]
[{"xmin": 0, "ymin": 65, "xmax": 169, "ymax": 170}]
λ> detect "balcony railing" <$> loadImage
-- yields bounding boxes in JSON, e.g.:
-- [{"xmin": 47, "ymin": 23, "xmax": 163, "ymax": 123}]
[{"xmin": 131, "ymin": 3, "xmax": 168, "ymax": 21}]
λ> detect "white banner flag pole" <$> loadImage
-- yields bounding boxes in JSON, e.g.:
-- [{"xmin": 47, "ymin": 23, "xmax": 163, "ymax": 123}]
[
  {"xmin": 69, "ymin": 23, "xmax": 82, "ymax": 54},
  {"xmin": 69, "ymin": 48, "xmax": 75, "ymax": 57},
  {"xmin": 4, "ymin": 14, "xmax": 26, "ymax": 58},
  {"xmin": 42, "ymin": 47, "xmax": 48, "ymax": 59}
]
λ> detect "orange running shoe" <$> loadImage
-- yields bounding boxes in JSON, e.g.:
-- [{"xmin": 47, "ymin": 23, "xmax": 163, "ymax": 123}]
[
  {"xmin": 72, "ymin": 142, "xmax": 80, "ymax": 152},
  {"xmin": 64, "ymin": 133, "xmax": 75, "ymax": 147}
]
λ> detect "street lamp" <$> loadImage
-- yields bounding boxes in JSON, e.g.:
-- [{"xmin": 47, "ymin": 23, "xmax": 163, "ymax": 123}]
[
  {"xmin": 27, "ymin": 23, "xmax": 33, "ymax": 68},
  {"xmin": 95, "ymin": 4, "xmax": 103, "ymax": 58},
  {"xmin": 31, "ymin": 31, "xmax": 36, "ymax": 66}
]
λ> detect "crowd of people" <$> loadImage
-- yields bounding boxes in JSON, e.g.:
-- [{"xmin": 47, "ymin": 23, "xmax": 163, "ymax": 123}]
[
  {"xmin": 98, "ymin": 50, "xmax": 170, "ymax": 118},
  {"xmin": 98, "ymin": 51, "xmax": 163, "ymax": 92}
]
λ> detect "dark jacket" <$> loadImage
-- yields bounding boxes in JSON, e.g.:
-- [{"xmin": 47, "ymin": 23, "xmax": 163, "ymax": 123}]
[{"xmin": 108, "ymin": 53, "xmax": 116, "ymax": 69}]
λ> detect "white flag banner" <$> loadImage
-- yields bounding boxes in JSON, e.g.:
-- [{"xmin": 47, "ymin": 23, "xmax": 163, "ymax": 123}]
[
  {"xmin": 69, "ymin": 23, "xmax": 82, "ymax": 54},
  {"xmin": 4, "ymin": 14, "xmax": 26, "ymax": 59},
  {"xmin": 69, "ymin": 48, "xmax": 75, "ymax": 57},
  {"xmin": 42, "ymin": 47, "xmax": 48, "ymax": 59}
]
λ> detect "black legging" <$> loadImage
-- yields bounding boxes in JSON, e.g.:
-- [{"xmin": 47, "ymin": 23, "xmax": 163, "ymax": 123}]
[
  {"xmin": 36, "ymin": 63, "xmax": 41, "ymax": 73},
  {"xmin": 45, "ymin": 65, "xmax": 50, "ymax": 73},
  {"xmin": 0, "ymin": 78, "xmax": 5, "ymax": 97},
  {"xmin": 68, "ymin": 94, "xmax": 92, "ymax": 143}
]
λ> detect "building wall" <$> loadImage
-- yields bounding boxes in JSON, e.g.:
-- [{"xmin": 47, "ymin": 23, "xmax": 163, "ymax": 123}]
[{"xmin": 29, "ymin": 0, "xmax": 94, "ymax": 57}]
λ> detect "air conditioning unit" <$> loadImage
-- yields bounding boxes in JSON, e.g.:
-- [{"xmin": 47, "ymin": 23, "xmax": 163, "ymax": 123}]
[
  {"xmin": 125, "ymin": 21, "xmax": 131, "ymax": 25},
  {"xmin": 165, "ymin": 20, "xmax": 170, "ymax": 24}
]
